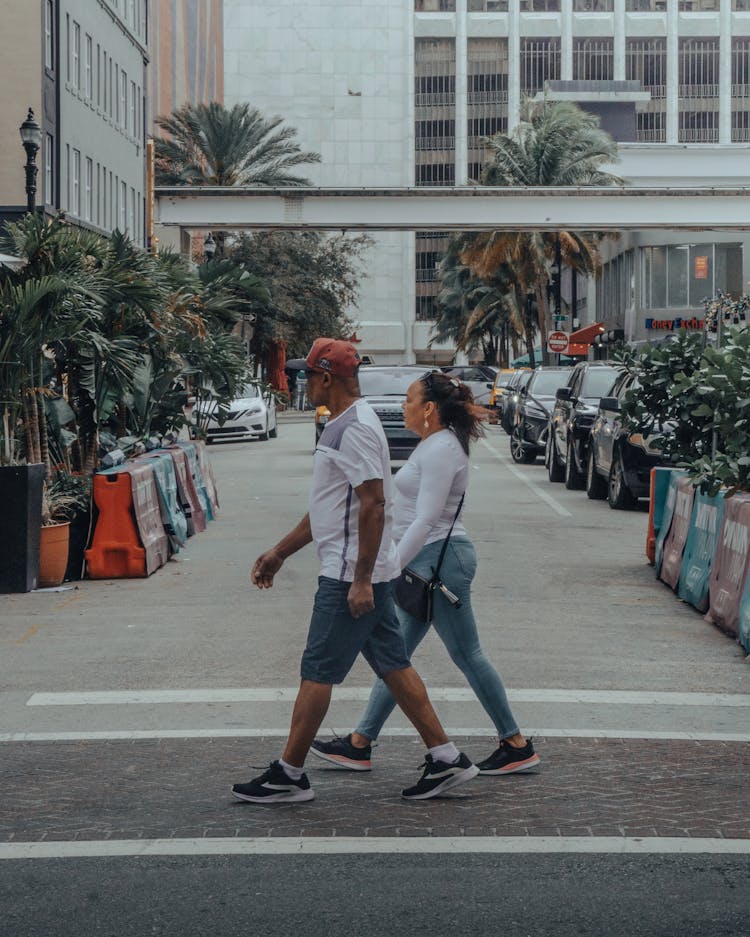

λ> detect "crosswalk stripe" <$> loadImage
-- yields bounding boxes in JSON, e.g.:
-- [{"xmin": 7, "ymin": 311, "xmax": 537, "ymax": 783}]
[{"xmin": 1, "ymin": 836, "xmax": 748, "ymax": 860}]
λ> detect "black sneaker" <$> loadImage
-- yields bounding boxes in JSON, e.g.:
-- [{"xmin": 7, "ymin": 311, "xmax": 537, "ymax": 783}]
[
  {"xmin": 231, "ymin": 761, "xmax": 314, "ymax": 803},
  {"xmin": 310, "ymin": 734, "xmax": 372, "ymax": 771},
  {"xmin": 476, "ymin": 738, "xmax": 540, "ymax": 775},
  {"xmin": 401, "ymin": 752, "xmax": 479, "ymax": 800}
]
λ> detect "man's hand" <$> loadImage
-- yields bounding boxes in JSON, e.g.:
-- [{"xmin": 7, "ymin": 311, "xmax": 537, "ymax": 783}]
[
  {"xmin": 251, "ymin": 549, "xmax": 284, "ymax": 589},
  {"xmin": 348, "ymin": 580, "xmax": 375, "ymax": 618}
]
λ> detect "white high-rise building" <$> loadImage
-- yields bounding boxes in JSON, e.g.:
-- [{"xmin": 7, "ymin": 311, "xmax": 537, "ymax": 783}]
[{"xmin": 224, "ymin": 0, "xmax": 750, "ymax": 362}]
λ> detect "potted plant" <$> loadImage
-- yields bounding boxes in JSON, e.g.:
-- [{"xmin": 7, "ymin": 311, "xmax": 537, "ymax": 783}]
[{"xmin": 38, "ymin": 477, "xmax": 81, "ymax": 588}]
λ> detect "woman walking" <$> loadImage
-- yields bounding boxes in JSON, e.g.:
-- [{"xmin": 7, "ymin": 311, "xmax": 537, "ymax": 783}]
[{"xmin": 311, "ymin": 370, "xmax": 539, "ymax": 776}]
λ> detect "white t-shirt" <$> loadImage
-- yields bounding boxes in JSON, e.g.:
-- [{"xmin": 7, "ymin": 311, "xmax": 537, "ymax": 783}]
[
  {"xmin": 310, "ymin": 399, "xmax": 400, "ymax": 583},
  {"xmin": 392, "ymin": 429, "xmax": 468, "ymax": 568}
]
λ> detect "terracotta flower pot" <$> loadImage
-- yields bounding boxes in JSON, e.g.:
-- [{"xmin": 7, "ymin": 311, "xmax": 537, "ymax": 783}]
[{"xmin": 38, "ymin": 521, "xmax": 71, "ymax": 588}]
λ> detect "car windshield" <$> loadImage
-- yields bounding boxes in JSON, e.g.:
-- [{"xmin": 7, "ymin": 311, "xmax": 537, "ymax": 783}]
[
  {"xmin": 358, "ymin": 368, "xmax": 426, "ymax": 396},
  {"xmin": 238, "ymin": 384, "xmax": 260, "ymax": 399},
  {"xmin": 582, "ymin": 369, "xmax": 619, "ymax": 398},
  {"xmin": 528, "ymin": 371, "xmax": 568, "ymax": 395}
]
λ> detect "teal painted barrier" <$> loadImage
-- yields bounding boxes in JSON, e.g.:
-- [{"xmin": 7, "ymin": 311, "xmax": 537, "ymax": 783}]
[
  {"xmin": 654, "ymin": 470, "xmax": 687, "ymax": 576},
  {"xmin": 174, "ymin": 441, "xmax": 213, "ymax": 521},
  {"xmin": 677, "ymin": 488, "xmax": 726, "ymax": 613},
  {"xmin": 135, "ymin": 451, "xmax": 188, "ymax": 553}
]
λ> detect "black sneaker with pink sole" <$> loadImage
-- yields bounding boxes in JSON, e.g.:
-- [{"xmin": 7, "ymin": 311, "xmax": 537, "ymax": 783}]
[{"xmin": 476, "ymin": 738, "xmax": 540, "ymax": 775}]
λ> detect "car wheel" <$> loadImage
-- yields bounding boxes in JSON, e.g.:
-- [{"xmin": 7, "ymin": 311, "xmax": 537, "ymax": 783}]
[
  {"xmin": 547, "ymin": 435, "xmax": 564, "ymax": 482},
  {"xmin": 586, "ymin": 447, "xmax": 607, "ymax": 500},
  {"xmin": 269, "ymin": 414, "xmax": 278, "ymax": 438},
  {"xmin": 564, "ymin": 440, "xmax": 585, "ymax": 490},
  {"xmin": 608, "ymin": 450, "xmax": 637, "ymax": 510},
  {"xmin": 510, "ymin": 426, "xmax": 535, "ymax": 464},
  {"xmin": 258, "ymin": 418, "xmax": 270, "ymax": 441}
]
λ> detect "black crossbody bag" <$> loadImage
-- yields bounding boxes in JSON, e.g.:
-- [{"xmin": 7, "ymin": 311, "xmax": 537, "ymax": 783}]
[{"xmin": 393, "ymin": 494, "xmax": 465, "ymax": 623}]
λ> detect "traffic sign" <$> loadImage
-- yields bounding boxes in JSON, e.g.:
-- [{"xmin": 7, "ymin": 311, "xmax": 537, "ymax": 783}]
[{"xmin": 547, "ymin": 330, "xmax": 569, "ymax": 354}]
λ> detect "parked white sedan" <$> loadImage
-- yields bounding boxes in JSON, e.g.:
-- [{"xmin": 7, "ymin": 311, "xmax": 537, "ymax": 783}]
[{"xmin": 198, "ymin": 384, "xmax": 278, "ymax": 443}]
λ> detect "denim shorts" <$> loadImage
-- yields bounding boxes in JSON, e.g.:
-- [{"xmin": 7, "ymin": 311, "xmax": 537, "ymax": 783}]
[{"xmin": 300, "ymin": 577, "xmax": 411, "ymax": 684}]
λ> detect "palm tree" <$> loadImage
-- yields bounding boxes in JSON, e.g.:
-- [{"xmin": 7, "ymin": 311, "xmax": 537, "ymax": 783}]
[
  {"xmin": 154, "ymin": 102, "xmax": 321, "ymax": 188},
  {"xmin": 468, "ymin": 99, "xmax": 622, "ymax": 362}
]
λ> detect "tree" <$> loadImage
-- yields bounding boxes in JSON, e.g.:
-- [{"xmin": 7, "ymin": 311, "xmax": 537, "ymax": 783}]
[
  {"xmin": 466, "ymin": 99, "xmax": 622, "ymax": 362},
  {"xmin": 154, "ymin": 102, "xmax": 321, "ymax": 188}
]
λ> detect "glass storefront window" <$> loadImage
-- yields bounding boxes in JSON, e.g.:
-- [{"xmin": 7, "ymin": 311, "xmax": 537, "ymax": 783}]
[
  {"xmin": 667, "ymin": 245, "xmax": 689, "ymax": 307},
  {"xmin": 642, "ymin": 243, "xmax": 743, "ymax": 309}
]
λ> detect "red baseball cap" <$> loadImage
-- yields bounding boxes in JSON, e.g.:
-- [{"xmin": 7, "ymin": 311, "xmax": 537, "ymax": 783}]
[{"xmin": 286, "ymin": 338, "xmax": 361, "ymax": 378}]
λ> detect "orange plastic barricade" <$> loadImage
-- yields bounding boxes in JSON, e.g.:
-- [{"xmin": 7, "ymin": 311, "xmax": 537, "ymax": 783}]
[
  {"xmin": 85, "ymin": 464, "xmax": 169, "ymax": 578},
  {"xmin": 168, "ymin": 446, "xmax": 207, "ymax": 535}
]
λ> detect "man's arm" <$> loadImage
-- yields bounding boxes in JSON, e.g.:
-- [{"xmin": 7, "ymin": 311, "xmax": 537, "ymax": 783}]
[
  {"xmin": 348, "ymin": 478, "xmax": 386, "ymax": 617},
  {"xmin": 251, "ymin": 513, "xmax": 313, "ymax": 589}
]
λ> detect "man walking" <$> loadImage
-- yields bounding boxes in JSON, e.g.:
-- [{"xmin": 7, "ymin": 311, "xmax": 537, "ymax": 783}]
[{"xmin": 232, "ymin": 338, "xmax": 478, "ymax": 804}]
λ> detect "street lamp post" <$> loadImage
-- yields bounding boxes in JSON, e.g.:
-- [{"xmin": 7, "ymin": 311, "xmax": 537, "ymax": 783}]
[{"xmin": 19, "ymin": 109, "xmax": 43, "ymax": 214}]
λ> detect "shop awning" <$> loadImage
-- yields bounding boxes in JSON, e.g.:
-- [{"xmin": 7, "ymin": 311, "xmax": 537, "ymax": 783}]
[{"xmin": 568, "ymin": 322, "xmax": 606, "ymax": 345}]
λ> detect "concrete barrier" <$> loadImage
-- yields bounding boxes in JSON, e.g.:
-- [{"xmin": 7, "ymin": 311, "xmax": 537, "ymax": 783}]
[
  {"xmin": 704, "ymin": 493, "xmax": 750, "ymax": 640},
  {"xmin": 659, "ymin": 476, "xmax": 696, "ymax": 591},
  {"xmin": 677, "ymin": 488, "xmax": 726, "ymax": 613},
  {"xmin": 654, "ymin": 470, "xmax": 687, "ymax": 576}
]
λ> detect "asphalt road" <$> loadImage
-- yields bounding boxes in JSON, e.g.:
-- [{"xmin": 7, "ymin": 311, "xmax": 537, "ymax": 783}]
[{"xmin": 1, "ymin": 414, "xmax": 748, "ymax": 936}]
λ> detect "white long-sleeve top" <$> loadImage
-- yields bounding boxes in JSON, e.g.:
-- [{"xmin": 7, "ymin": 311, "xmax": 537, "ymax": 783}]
[{"xmin": 392, "ymin": 429, "xmax": 468, "ymax": 569}]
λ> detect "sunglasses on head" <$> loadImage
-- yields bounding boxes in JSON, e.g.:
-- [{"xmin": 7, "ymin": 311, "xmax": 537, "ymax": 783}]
[{"xmin": 421, "ymin": 370, "xmax": 461, "ymax": 391}]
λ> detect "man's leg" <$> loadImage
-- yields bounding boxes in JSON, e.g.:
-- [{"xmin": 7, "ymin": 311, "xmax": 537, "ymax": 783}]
[
  {"xmin": 382, "ymin": 665, "xmax": 448, "ymax": 749},
  {"xmin": 282, "ymin": 679, "xmax": 333, "ymax": 767}
]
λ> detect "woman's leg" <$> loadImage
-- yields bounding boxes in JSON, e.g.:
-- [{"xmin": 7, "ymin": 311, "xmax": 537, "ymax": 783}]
[
  {"xmin": 354, "ymin": 605, "xmax": 433, "ymax": 742},
  {"xmin": 431, "ymin": 539, "xmax": 521, "ymax": 740}
]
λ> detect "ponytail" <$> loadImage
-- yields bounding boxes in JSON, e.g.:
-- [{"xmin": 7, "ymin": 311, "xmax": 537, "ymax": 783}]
[{"xmin": 419, "ymin": 370, "xmax": 487, "ymax": 455}]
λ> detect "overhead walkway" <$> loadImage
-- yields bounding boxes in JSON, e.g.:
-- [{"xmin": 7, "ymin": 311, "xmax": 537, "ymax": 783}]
[{"xmin": 154, "ymin": 185, "xmax": 750, "ymax": 233}]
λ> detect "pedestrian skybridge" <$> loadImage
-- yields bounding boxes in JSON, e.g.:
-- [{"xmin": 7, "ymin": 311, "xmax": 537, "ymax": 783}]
[{"xmin": 154, "ymin": 186, "xmax": 750, "ymax": 233}]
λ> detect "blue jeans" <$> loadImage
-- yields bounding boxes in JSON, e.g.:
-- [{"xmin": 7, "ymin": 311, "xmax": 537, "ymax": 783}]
[{"xmin": 355, "ymin": 536, "xmax": 520, "ymax": 741}]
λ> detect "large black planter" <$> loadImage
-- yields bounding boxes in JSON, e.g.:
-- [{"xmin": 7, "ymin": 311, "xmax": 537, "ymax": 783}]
[{"xmin": 0, "ymin": 463, "xmax": 45, "ymax": 593}]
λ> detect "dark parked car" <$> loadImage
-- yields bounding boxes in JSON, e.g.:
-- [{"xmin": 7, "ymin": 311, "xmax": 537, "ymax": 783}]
[
  {"xmin": 546, "ymin": 361, "xmax": 621, "ymax": 489},
  {"xmin": 501, "ymin": 368, "xmax": 534, "ymax": 434},
  {"xmin": 509, "ymin": 367, "xmax": 571, "ymax": 463},
  {"xmin": 316, "ymin": 365, "xmax": 424, "ymax": 460},
  {"xmin": 586, "ymin": 371, "xmax": 666, "ymax": 509}
]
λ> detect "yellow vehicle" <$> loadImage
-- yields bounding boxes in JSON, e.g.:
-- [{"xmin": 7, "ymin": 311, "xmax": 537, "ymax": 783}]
[{"xmin": 315, "ymin": 405, "xmax": 330, "ymax": 442}]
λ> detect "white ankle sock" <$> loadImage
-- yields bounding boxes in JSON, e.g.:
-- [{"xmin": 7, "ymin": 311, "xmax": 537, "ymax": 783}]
[
  {"xmin": 279, "ymin": 757, "xmax": 304, "ymax": 780},
  {"xmin": 428, "ymin": 741, "xmax": 460, "ymax": 764}
]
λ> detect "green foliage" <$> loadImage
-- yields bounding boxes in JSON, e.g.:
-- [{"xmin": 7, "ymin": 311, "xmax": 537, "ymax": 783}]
[{"xmin": 620, "ymin": 318, "xmax": 750, "ymax": 496}]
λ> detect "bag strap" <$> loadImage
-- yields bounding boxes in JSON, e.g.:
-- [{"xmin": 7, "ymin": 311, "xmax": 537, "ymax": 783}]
[{"xmin": 431, "ymin": 493, "xmax": 465, "ymax": 581}]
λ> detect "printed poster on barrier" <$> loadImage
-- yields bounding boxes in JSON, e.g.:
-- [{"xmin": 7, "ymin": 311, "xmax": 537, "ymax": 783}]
[
  {"xmin": 704, "ymin": 493, "xmax": 750, "ymax": 640},
  {"xmin": 659, "ymin": 476, "xmax": 696, "ymax": 591},
  {"xmin": 677, "ymin": 489, "xmax": 726, "ymax": 612},
  {"xmin": 654, "ymin": 470, "xmax": 687, "ymax": 576}
]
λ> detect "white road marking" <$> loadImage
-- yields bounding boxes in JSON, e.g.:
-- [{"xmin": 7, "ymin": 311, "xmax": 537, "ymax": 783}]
[
  {"xmin": 0, "ymin": 836, "xmax": 748, "ymax": 860},
  {"xmin": 25, "ymin": 688, "xmax": 750, "ymax": 706},
  {"xmin": 2, "ymin": 728, "xmax": 749, "ymax": 742},
  {"xmin": 480, "ymin": 437, "xmax": 572, "ymax": 517}
]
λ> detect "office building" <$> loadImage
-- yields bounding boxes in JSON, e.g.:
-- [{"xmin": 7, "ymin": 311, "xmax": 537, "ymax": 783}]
[{"xmin": 225, "ymin": 0, "xmax": 750, "ymax": 360}]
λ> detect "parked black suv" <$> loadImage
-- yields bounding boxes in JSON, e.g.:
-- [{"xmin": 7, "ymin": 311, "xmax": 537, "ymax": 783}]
[
  {"xmin": 509, "ymin": 367, "xmax": 571, "ymax": 463},
  {"xmin": 586, "ymin": 371, "xmax": 665, "ymax": 508},
  {"xmin": 546, "ymin": 361, "xmax": 621, "ymax": 489}
]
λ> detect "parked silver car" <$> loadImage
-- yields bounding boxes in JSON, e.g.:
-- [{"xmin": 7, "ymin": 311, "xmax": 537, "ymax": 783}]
[{"xmin": 198, "ymin": 383, "xmax": 278, "ymax": 443}]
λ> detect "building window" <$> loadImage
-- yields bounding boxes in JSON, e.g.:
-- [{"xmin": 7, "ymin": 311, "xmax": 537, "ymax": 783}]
[
  {"xmin": 679, "ymin": 0, "xmax": 719, "ymax": 9},
  {"xmin": 468, "ymin": 0, "xmax": 509, "ymax": 9},
  {"xmin": 732, "ymin": 37, "xmax": 750, "ymax": 142},
  {"xmin": 678, "ymin": 38, "xmax": 719, "ymax": 143},
  {"xmin": 573, "ymin": 0, "xmax": 613, "ymax": 8},
  {"xmin": 626, "ymin": 0, "xmax": 667, "ymax": 8},
  {"xmin": 120, "ymin": 181, "xmax": 127, "ymax": 231},
  {"xmin": 72, "ymin": 149, "xmax": 81, "ymax": 215},
  {"xmin": 520, "ymin": 0, "xmax": 561, "ymax": 10},
  {"xmin": 642, "ymin": 244, "xmax": 743, "ymax": 308},
  {"xmin": 96, "ymin": 45, "xmax": 101, "ymax": 107},
  {"xmin": 85, "ymin": 35, "xmax": 93, "ymax": 99},
  {"xmin": 65, "ymin": 14, "xmax": 70, "ymax": 82},
  {"xmin": 102, "ymin": 165, "xmax": 107, "ymax": 227},
  {"xmin": 120, "ymin": 70, "xmax": 128, "ymax": 130},
  {"xmin": 45, "ymin": 134, "xmax": 54, "ymax": 205},
  {"xmin": 84, "ymin": 158, "xmax": 93, "ymax": 221},
  {"xmin": 130, "ymin": 80, "xmax": 137, "ymax": 136},
  {"xmin": 733, "ymin": 0, "xmax": 750, "ymax": 8},
  {"xmin": 45, "ymin": 1, "xmax": 54, "ymax": 71},
  {"xmin": 573, "ymin": 38, "xmax": 614, "ymax": 81},
  {"xmin": 415, "ymin": 0, "xmax": 456, "ymax": 9},
  {"xmin": 415, "ymin": 38, "xmax": 456, "ymax": 186},
  {"xmin": 626, "ymin": 38, "xmax": 667, "ymax": 142},
  {"xmin": 520, "ymin": 38, "xmax": 561, "ymax": 95},
  {"xmin": 72, "ymin": 22, "xmax": 80, "ymax": 89},
  {"xmin": 130, "ymin": 187, "xmax": 136, "ymax": 237},
  {"xmin": 467, "ymin": 38, "xmax": 509, "ymax": 182}
]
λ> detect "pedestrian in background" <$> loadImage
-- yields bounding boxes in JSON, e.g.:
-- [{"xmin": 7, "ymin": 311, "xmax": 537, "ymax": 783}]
[
  {"xmin": 311, "ymin": 369, "xmax": 540, "ymax": 776},
  {"xmin": 232, "ymin": 340, "xmax": 479, "ymax": 804}
]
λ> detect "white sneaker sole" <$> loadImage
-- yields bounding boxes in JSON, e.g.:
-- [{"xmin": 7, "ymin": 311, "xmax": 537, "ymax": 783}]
[
  {"xmin": 478, "ymin": 754, "xmax": 541, "ymax": 776},
  {"xmin": 402, "ymin": 763, "xmax": 480, "ymax": 800},
  {"xmin": 231, "ymin": 788, "xmax": 315, "ymax": 804},
  {"xmin": 309, "ymin": 746, "xmax": 372, "ymax": 771}
]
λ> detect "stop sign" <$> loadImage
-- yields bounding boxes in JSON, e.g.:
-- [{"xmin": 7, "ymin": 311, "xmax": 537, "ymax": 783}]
[{"xmin": 547, "ymin": 330, "xmax": 569, "ymax": 353}]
